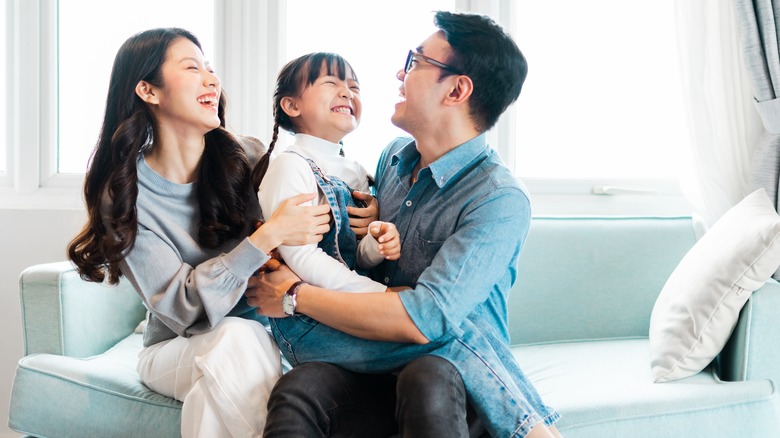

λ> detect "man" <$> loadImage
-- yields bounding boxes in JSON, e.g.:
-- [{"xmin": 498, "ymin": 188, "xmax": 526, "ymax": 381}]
[{"xmin": 248, "ymin": 11, "xmax": 561, "ymax": 438}]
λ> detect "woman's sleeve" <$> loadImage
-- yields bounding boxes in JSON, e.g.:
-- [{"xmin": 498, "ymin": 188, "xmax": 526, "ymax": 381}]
[
  {"xmin": 258, "ymin": 153, "xmax": 386, "ymax": 293},
  {"xmin": 120, "ymin": 230, "xmax": 270, "ymax": 338}
]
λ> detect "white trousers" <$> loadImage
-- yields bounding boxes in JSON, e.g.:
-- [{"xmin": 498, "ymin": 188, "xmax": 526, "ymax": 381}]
[{"xmin": 137, "ymin": 317, "xmax": 282, "ymax": 438}]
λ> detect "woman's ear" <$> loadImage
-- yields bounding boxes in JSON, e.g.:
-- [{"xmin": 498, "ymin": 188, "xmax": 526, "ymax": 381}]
[
  {"xmin": 280, "ymin": 96, "xmax": 301, "ymax": 118},
  {"xmin": 135, "ymin": 80, "xmax": 159, "ymax": 105}
]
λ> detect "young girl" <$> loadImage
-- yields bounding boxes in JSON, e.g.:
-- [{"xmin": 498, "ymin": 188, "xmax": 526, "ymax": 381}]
[
  {"xmin": 67, "ymin": 28, "xmax": 330, "ymax": 437},
  {"xmin": 253, "ymin": 52, "xmax": 400, "ymax": 293}
]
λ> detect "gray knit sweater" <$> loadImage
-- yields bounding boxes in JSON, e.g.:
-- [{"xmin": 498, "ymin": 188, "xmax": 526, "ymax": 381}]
[{"xmin": 118, "ymin": 139, "xmax": 270, "ymax": 346}]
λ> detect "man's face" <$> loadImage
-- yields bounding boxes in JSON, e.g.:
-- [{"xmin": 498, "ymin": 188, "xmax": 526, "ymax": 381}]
[{"xmin": 391, "ymin": 31, "xmax": 458, "ymax": 134}]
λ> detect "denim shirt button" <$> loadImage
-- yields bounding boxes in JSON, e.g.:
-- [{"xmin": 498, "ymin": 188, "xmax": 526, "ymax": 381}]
[{"xmin": 405, "ymin": 200, "xmax": 412, "ymax": 207}]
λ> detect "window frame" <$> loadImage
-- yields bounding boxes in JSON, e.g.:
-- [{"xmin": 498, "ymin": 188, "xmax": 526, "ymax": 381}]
[
  {"xmin": 2, "ymin": 0, "xmax": 691, "ymax": 215},
  {"xmin": 3, "ymin": 0, "xmax": 82, "ymax": 208}
]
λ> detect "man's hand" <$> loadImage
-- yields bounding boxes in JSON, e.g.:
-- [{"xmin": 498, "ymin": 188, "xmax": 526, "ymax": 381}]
[
  {"xmin": 348, "ymin": 191, "xmax": 378, "ymax": 238},
  {"xmin": 245, "ymin": 261, "xmax": 300, "ymax": 318},
  {"xmin": 369, "ymin": 221, "xmax": 401, "ymax": 260}
]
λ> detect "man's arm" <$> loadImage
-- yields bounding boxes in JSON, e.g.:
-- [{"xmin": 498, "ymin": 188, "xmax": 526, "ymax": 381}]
[
  {"xmin": 297, "ymin": 283, "xmax": 428, "ymax": 343},
  {"xmin": 248, "ymin": 263, "xmax": 427, "ymax": 344}
]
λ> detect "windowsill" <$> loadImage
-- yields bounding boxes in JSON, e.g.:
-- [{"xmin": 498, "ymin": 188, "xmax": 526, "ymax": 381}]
[
  {"xmin": 522, "ymin": 177, "xmax": 694, "ymax": 217},
  {"xmin": 528, "ymin": 193, "xmax": 693, "ymax": 217},
  {"xmin": 0, "ymin": 187, "xmax": 84, "ymax": 210},
  {"xmin": 0, "ymin": 179, "xmax": 694, "ymax": 217}
]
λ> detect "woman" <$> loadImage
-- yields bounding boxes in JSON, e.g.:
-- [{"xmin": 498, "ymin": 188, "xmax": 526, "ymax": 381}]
[{"xmin": 67, "ymin": 27, "xmax": 330, "ymax": 437}]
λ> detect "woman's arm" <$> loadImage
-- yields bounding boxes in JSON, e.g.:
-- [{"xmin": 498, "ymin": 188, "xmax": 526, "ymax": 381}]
[
  {"xmin": 122, "ymin": 193, "xmax": 330, "ymax": 339},
  {"xmin": 121, "ymin": 226, "xmax": 271, "ymax": 338}
]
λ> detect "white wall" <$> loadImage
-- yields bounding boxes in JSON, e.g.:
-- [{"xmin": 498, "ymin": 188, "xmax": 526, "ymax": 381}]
[{"xmin": 0, "ymin": 207, "xmax": 86, "ymax": 438}]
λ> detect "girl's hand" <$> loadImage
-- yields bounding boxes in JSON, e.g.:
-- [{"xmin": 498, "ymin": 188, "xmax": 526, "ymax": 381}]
[
  {"xmin": 369, "ymin": 221, "xmax": 401, "ymax": 260},
  {"xmin": 348, "ymin": 191, "xmax": 378, "ymax": 238},
  {"xmin": 250, "ymin": 193, "xmax": 331, "ymax": 252}
]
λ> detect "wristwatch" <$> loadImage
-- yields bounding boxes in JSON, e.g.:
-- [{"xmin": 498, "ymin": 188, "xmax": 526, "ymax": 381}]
[{"xmin": 282, "ymin": 281, "xmax": 305, "ymax": 316}]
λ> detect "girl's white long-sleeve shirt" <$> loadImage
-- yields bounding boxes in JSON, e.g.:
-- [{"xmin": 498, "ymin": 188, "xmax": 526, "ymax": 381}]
[{"xmin": 258, "ymin": 134, "xmax": 386, "ymax": 292}]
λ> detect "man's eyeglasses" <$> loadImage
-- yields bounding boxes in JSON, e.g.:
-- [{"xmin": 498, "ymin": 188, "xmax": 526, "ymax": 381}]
[{"xmin": 404, "ymin": 50, "xmax": 462, "ymax": 75}]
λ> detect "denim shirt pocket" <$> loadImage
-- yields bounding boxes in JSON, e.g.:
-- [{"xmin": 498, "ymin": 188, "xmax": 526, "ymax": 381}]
[{"xmin": 411, "ymin": 228, "xmax": 445, "ymax": 261}]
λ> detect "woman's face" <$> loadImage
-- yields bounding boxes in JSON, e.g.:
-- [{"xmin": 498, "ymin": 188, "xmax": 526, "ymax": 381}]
[
  {"xmin": 286, "ymin": 63, "xmax": 361, "ymax": 144},
  {"xmin": 149, "ymin": 38, "xmax": 222, "ymax": 136}
]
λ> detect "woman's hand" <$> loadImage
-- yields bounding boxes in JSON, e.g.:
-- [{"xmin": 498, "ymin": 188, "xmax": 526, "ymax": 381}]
[
  {"xmin": 250, "ymin": 193, "xmax": 331, "ymax": 253},
  {"xmin": 348, "ymin": 191, "xmax": 378, "ymax": 238},
  {"xmin": 245, "ymin": 260, "xmax": 300, "ymax": 317}
]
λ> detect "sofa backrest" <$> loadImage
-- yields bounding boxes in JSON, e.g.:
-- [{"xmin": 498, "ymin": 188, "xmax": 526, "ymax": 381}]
[{"xmin": 508, "ymin": 216, "xmax": 697, "ymax": 346}]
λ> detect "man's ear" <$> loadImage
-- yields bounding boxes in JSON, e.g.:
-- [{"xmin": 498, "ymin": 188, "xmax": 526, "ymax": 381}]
[
  {"xmin": 135, "ymin": 80, "xmax": 159, "ymax": 105},
  {"xmin": 444, "ymin": 75, "xmax": 473, "ymax": 106},
  {"xmin": 280, "ymin": 96, "xmax": 301, "ymax": 118}
]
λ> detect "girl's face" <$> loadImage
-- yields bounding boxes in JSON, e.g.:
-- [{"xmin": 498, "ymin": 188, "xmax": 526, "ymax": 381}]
[
  {"xmin": 286, "ymin": 63, "xmax": 361, "ymax": 144},
  {"xmin": 145, "ymin": 38, "xmax": 222, "ymax": 138}
]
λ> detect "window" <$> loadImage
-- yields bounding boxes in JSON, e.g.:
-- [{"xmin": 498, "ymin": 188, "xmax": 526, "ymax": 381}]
[
  {"xmin": 7, "ymin": 0, "xmax": 693, "ymax": 215},
  {"xmin": 284, "ymin": 0, "xmax": 456, "ymax": 174},
  {"xmin": 57, "ymin": 0, "xmax": 215, "ymax": 174},
  {"xmin": 514, "ymin": 1, "xmax": 692, "ymax": 181}
]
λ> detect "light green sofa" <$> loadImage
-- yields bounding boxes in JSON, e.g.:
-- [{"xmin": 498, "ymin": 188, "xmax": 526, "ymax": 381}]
[{"xmin": 9, "ymin": 216, "xmax": 780, "ymax": 437}]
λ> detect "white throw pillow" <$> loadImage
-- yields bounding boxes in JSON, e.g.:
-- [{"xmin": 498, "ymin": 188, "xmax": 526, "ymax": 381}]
[{"xmin": 649, "ymin": 188, "xmax": 780, "ymax": 383}]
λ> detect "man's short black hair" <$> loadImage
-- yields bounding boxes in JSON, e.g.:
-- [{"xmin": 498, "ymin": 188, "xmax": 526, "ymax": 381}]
[{"xmin": 434, "ymin": 11, "xmax": 528, "ymax": 132}]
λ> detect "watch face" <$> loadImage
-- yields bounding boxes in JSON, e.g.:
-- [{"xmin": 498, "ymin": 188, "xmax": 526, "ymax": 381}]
[{"xmin": 282, "ymin": 294, "xmax": 295, "ymax": 315}]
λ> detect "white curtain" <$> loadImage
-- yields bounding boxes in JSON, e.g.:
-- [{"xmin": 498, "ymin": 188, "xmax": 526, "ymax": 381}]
[{"xmin": 675, "ymin": 0, "xmax": 763, "ymax": 231}]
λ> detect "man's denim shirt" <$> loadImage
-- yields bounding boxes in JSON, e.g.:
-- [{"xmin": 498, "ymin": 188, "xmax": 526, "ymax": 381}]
[{"xmin": 372, "ymin": 134, "xmax": 532, "ymax": 344}]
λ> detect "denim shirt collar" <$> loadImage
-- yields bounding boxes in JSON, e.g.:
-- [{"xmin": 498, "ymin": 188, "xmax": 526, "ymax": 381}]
[{"xmin": 390, "ymin": 133, "xmax": 489, "ymax": 188}]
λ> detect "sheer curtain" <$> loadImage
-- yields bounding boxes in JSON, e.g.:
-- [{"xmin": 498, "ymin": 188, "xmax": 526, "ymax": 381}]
[{"xmin": 675, "ymin": 0, "xmax": 762, "ymax": 232}]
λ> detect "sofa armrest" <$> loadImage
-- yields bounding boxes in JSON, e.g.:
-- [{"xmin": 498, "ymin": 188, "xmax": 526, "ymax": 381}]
[
  {"xmin": 19, "ymin": 261, "xmax": 146, "ymax": 358},
  {"xmin": 719, "ymin": 279, "xmax": 780, "ymax": 382}
]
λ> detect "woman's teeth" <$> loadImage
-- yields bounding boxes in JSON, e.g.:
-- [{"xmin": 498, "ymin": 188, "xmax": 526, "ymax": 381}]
[{"xmin": 197, "ymin": 96, "xmax": 217, "ymax": 106}]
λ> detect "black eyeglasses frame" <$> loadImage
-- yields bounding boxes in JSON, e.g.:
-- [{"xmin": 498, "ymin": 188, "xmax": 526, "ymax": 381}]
[{"xmin": 404, "ymin": 50, "xmax": 463, "ymax": 75}]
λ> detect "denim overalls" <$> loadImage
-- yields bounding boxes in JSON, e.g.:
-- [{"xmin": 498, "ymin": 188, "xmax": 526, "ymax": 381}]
[{"xmin": 290, "ymin": 152, "xmax": 364, "ymax": 272}]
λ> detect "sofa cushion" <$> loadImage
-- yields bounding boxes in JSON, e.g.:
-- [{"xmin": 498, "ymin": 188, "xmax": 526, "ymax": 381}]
[
  {"xmin": 514, "ymin": 339, "xmax": 780, "ymax": 437},
  {"xmin": 649, "ymin": 188, "xmax": 780, "ymax": 383},
  {"xmin": 9, "ymin": 333, "xmax": 181, "ymax": 438}
]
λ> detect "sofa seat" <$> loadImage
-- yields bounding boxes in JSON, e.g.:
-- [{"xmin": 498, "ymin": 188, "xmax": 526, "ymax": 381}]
[
  {"xmin": 512, "ymin": 339, "xmax": 780, "ymax": 437},
  {"xmin": 9, "ymin": 334, "xmax": 181, "ymax": 438}
]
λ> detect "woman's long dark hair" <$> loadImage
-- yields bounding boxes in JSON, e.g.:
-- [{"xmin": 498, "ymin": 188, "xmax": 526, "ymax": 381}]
[
  {"xmin": 68, "ymin": 28, "xmax": 253, "ymax": 284},
  {"xmin": 251, "ymin": 52, "xmax": 357, "ymax": 192}
]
